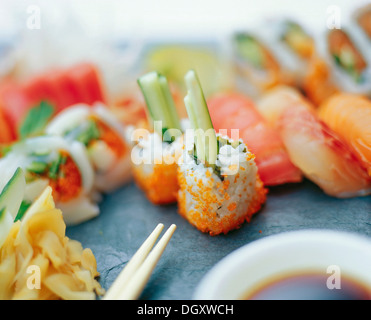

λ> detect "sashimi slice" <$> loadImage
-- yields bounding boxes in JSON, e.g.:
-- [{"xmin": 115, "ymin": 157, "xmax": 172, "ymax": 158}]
[
  {"xmin": 207, "ymin": 92, "xmax": 302, "ymax": 186},
  {"xmin": 0, "ymin": 63, "xmax": 106, "ymax": 142},
  {"xmin": 0, "ymin": 82, "xmax": 32, "ymax": 136},
  {"xmin": 318, "ymin": 93, "xmax": 371, "ymax": 176},
  {"xmin": 66, "ymin": 63, "xmax": 106, "ymax": 107}
]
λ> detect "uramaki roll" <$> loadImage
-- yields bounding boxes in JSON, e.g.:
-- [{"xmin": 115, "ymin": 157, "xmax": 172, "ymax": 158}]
[
  {"xmin": 130, "ymin": 130, "xmax": 183, "ymax": 205},
  {"xmin": 178, "ymin": 69, "xmax": 267, "ymax": 235},
  {"xmin": 132, "ymin": 71, "xmax": 184, "ymax": 205},
  {"xmin": 177, "ymin": 134, "xmax": 267, "ymax": 236}
]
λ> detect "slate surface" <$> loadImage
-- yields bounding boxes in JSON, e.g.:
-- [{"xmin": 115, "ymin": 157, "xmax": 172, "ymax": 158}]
[{"xmin": 66, "ymin": 179, "xmax": 370, "ymax": 300}]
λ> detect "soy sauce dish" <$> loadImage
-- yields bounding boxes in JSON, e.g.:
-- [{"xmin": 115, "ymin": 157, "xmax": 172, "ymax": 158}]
[{"xmin": 193, "ymin": 230, "xmax": 371, "ymax": 300}]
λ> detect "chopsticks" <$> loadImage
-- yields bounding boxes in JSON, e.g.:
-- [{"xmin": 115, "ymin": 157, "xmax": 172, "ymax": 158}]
[{"xmin": 103, "ymin": 223, "xmax": 176, "ymax": 300}]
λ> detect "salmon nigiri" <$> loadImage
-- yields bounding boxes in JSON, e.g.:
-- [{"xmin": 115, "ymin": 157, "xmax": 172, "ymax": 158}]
[
  {"xmin": 318, "ymin": 93, "xmax": 371, "ymax": 176},
  {"xmin": 207, "ymin": 92, "xmax": 302, "ymax": 186},
  {"xmin": 257, "ymin": 86, "xmax": 371, "ymax": 198}
]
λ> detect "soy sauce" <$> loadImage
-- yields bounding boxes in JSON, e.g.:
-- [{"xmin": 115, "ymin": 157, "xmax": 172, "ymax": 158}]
[{"xmin": 244, "ymin": 273, "xmax": 371, "ymax": 300}]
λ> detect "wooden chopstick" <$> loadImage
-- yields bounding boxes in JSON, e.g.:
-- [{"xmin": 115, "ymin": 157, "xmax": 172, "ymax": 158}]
[{"xmin": 103, "ymin": 223, "xmax": 176, "ymax": 300}]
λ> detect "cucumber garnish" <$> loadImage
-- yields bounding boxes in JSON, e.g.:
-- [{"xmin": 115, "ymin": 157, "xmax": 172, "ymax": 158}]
[
  {"xmin": 138, "ymin": 71, "xmax": 182, "ymax": 140},
  {"xmin": 0, "ymin": 167, "xmax": 26, "ymax": 220},
  {"xmin": 48, "ymin": 153, "xmax": 67, "ymax": 180},
  {"xmin": 184, "ymin": 70, "xmax": 218, "ymax": 167},
  {"xmin": 0, "ymin": 168, "xmax": 27, "ymax": 249},
  {"xmin": 0, "ymin": 207, "xmax": 13, "ymax": 249}
]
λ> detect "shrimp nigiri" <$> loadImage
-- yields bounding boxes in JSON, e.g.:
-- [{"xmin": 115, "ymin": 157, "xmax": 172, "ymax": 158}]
[
  {"xmin": 318, "ymin": 93, "xmax": 371, "ymax": 176},
  {"xmin": 207, "ymin": 92, "xmax": 302, "ymax": 186},
  {"xmin": 257, "ymin": 86, "xmax": 371, "ymax": 198}
]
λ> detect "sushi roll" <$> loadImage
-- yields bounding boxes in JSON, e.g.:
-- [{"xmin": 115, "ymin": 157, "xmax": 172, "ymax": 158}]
[
  {"xmin": 178, "ymin": 70, "xmax": 267, "ymax": 236},
  {"xmin": 0, "ymin": 135, "xmax": 98, "ymax": 225},
  {"xmin": 302, "ymin": 6, "xmax": 371, "ymax": 105},
  {"xmin": 130, "ymin": 71, "xmax": 184, "ymax": 205},
  {"xmin": 232, "ymin": 31, "xmax": 295, "ymax": 99},
  {"xmin": 316, "ymin": 27, "xmax": 371, "ymax": 97},
  {"xmin": 232, "ymin": 18, "xmax": 319, "ymax": 98},
  {"xmin": 272, "ymin": 19, "xmax": 340, "ymax": 105},
  {"xmin": 279, "ymin": 20, "xmax": 316, "ymax": 61},
  {"xmin": 261, "ymin": 19, "xmax": 317, "ymax": 87},
  {"xmin": 0, "ymin": 170, "xmax": 104, "ymax": 300},
  {"xmin": 45, "ymin": 103, "xmax": 131, "ymax": 193}
]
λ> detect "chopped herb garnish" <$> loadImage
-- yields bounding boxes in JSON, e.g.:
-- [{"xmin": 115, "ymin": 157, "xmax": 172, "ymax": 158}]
[
  {"xmin": 27, "ymin": 161, "xmax": 48, "ymax": 174},
  {"xmin": 19, "ymin": 101, "xmax": 55, "ymax": 139},
  {"xmin": 333, "ymin": 50, "xmax": 363, "ymax": 83},
  {"xmin": 48, "ymin": 153, "xmax": 66, "ymax": 180},
  {"xmin": 75, "ymin": 120, "xmax": 101, "ymax": 145}
]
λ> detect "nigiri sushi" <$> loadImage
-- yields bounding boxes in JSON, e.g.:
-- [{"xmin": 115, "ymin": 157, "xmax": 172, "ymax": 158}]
[
  {"xmin": 207, "ymin": 92, "xmax": 302, "ymax": 186},
  {"xmin": 178, "ymin": 70, "xmax": 267, "ymax": 235},
  {"xmin": 256, "ymin": 85, "xmax": 313, "ymax": 127},
  {"xmin": 0, "ymin": 135, "xmax": 98, "ymax": 225},
  {"xmin": 257, "ymin": 86, "xmax": 371, "ymax": 198},
  {"xmin": 45, "ymin": 102, "xmax": 131, "ymax": 193},
  {"xmin": 0, "ymin": 170, "xmax": 104, "ymax": 300},
  {"xmin": 131, "ymin": 71, "xmax": 184, "ymax": 205},
  {"xmin": 318, "ymin": 93, "xmax": 371, "ymax": 176}
]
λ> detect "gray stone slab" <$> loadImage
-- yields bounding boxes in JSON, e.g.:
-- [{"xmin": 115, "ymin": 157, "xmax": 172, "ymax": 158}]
[{"xmin": 66, "ymin": 179, "xmax": 371, "ymax": 300}]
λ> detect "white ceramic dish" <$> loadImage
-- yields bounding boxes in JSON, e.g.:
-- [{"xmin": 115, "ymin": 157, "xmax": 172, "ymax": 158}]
[{"xmin": 193, "ymin": 229, "xmax": 371, "ymax": 300}]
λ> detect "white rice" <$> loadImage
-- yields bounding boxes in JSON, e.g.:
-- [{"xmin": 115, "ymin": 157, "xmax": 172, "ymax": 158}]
[{"xmin": 130, "ymin": 130, "xmax": 184, "ymax": 177}]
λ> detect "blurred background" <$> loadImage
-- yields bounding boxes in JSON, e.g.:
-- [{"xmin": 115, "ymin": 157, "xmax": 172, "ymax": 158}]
[{"xmin": 0, "ymin": 0, "xmax": 369, "ymax": 111}]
